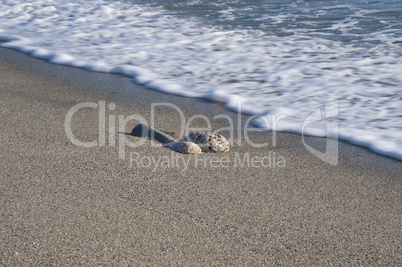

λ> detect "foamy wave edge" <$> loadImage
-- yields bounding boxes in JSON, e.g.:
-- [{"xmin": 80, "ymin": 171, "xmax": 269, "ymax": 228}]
[{"xmin": 2, "ymin": 36, "xmax": 401, "ymax": 162}]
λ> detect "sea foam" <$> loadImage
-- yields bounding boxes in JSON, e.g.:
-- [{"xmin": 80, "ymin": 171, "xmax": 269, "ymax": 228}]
[{"xmin": 1, "ymin": 0, "xmax": 401, "ymax": 161}]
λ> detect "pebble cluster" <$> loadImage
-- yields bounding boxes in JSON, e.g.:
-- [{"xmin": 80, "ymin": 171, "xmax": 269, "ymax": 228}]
[
  {"xmin": 131, "ymin": 124, "xmax": 230, "ymax": 154},
  {"xmin": 184, "ymin": 132, "xmax": 230, "ymax": 153}
]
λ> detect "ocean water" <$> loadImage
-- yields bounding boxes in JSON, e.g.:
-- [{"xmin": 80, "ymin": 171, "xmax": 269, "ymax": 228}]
[{"xmin": 1, "ymin": 0, "xmax": 401, "ymax": 160}]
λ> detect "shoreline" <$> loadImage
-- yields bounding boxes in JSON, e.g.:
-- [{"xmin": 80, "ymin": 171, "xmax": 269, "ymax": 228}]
[
  {"xmin": 2, "ymin": 40, "xmax": 402, "ymax": 163},
  {"xmin": 1, "ymin": 47, "xmax": 401, "ymax": 265}
]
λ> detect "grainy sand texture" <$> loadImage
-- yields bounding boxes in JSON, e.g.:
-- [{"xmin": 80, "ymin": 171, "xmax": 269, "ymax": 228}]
[{"xmin": 0, "ymin": 48, "xmax": 401, "ymax": 265}]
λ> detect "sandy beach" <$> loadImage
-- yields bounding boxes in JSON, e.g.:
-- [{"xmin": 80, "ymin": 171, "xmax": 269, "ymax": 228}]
[{"xmin": 0, "ymin": 47, "xmax": 401, "ymax": 265}]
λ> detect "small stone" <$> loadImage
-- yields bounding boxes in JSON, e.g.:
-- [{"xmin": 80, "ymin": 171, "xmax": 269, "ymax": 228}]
[
  {"xmin": 185, "ymin": 132, "xmax": 230, "ymax": 153},
  {"xmin": 131, "ymin": 123, "xmax": 175, "ymax": 146},
  {"xmin": 170, "ymin": 141, "xmax": 202, "ymax": 154}
]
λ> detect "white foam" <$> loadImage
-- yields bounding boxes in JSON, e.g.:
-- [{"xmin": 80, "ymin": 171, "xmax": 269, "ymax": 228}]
[{"xmin": 1, "ymin": 0, "xmax": 401, "ymax": 161}]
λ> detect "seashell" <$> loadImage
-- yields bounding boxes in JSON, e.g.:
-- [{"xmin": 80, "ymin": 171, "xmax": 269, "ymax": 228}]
[
  {"xmin": 170, "ymin": 141, "xmax": 202, "ymax": 154},
  {"xmin": 185, "ymin": 132, "xmax": 230, "ymax": 153}
]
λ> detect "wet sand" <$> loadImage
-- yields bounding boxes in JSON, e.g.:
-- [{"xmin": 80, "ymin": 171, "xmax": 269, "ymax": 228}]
[{"xmin": 0, "ymin": 47, "xmax": 401, "ymax": 265}]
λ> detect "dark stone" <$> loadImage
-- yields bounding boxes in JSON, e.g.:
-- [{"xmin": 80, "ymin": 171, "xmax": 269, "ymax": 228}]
[{"xmin": 131, "ymin": 123, "xmax": 176, "ymax": 146}]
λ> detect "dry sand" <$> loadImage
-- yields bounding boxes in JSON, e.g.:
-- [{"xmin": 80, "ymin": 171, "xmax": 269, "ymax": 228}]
[{"xmin": 0, "ymin": 47, "xmax": 401, "ymax": 265}]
